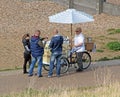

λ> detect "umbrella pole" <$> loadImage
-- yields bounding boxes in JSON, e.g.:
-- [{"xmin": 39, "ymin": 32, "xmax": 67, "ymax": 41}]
[
  {"xmin": 71, "ymin": 24, "xmax": 72, "ymax": 38},
  {"xmin": 70, "ymin": 24, "xmax": 73, "ymax": 63},
  {"xmin": 70, "ymin": 24, "xmax": 72, "ymax": 48}
]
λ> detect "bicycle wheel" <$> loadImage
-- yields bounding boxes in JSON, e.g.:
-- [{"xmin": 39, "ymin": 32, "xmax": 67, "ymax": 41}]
[
  {"xmin": 43, "ymin": 64, "xmax": 50, "ymax": 71},
  {"xmin": 82, "ymin": 51, "xmax": 91, "ymax": 69},
  {"xmin": 59, "ymin": 56, "xmax": 69, "ymax": 74}
]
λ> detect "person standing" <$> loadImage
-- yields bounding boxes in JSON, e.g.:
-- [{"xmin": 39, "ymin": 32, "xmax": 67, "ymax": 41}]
[
  {"xmin": 48, "ymin": 29, "xmax": 63, "ymax": 77},
  {"xmin": 72, "ymin": 27, "xmax": 85, "ymax": 72},
  {"xmin": 29, "ymin": 30, "xmax": 47, "ymax": 77},
  {"xmin": 22, "ymin": 33, "xmax": 31, "ymax": 74}
]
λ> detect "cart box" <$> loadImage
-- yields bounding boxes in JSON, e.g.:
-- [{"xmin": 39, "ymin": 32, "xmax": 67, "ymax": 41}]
[{"xmin": 85, "ymin": 42, "xmax": 94, "ymax": 51}]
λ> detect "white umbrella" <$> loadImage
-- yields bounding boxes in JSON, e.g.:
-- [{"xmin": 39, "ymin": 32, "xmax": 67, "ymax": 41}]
[{"xmin": 49, "ymin": 9, "xmax": 94, "ymax": 37}]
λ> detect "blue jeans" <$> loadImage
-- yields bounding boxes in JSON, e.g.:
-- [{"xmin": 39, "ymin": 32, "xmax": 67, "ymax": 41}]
[
  {"xmin": 48, "ymin": 52, "xmax": 62, "ymax": 76},
  {"xmin": 29, "ymin": 55, "xmax": 43, "ymax": 76}
]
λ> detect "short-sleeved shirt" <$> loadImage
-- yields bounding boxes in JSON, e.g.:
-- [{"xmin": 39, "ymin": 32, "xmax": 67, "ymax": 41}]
[{"xmin": 74, "ymin": 33, "xmax": 85, "ymax": 52}]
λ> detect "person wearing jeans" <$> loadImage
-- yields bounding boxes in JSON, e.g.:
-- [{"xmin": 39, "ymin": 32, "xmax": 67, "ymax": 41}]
[
  {"xmin": 29, "ymin": 56, "xmax": 43, "ymax": 77},
  {"xmin": 48, "ymin": 52, "xmax": 62, "ymax": 77},
  {"xmin": 29, "ymin": 30, "xmax": 47, "ymax": 77},
  {"xmin": 48, "ymin": 29, "xmax": 63, "ymax": 77}
]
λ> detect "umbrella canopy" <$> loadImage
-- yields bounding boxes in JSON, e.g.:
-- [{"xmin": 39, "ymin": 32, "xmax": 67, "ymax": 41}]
[
  {"xmin": 49, "ymin": 8, "xmax": 94, "ymax": 44},
  {"xmin": 49, "ymin": 9, "xmax": 94, "ymax": 24}
]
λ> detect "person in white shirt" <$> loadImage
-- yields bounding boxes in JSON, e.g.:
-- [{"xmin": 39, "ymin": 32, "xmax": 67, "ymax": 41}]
[{"xmin": 70, "ymin": 27, "xmax": 85, "ymax": 72}]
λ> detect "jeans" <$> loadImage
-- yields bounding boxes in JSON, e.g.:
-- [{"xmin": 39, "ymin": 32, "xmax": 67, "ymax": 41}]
[
  {"xmin": 48, "ymin": 52, "xmax": 62, "ymax": 76},
  {"xmin": 29, "ymin": 55, "xmax": 43, "ymax": 76}
]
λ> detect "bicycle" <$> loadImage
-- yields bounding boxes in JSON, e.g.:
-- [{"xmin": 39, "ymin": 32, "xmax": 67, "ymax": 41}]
[
  {"xmin": 43, "ymin": 55, "xmax": 69, "ymax": 74},
  {"xmin": 43, "ymin": 37, "xmax": 92, "ymax": 74},
  {"xmin": 43, "ymin": 50, "xmax": 91, "ymax": 74},
  {"xmin": 66, "ymin": 50, "xmax": 91, "ymax": 71}
]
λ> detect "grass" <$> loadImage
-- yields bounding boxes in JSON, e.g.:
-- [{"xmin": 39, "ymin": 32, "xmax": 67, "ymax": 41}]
[
  {"xmin": 0, "ymin": 66, "xmax": 22, "ymax": 72},
  {"xmin": 107, "ymin": 28, "xmax": 120, "ymax": 34},
  {"xmin": 96, "ymin": 49, "xmax": 104, "ymax": 52},
  {"xmin": 106, "ymin": 41, "xmax": 120, "ymax": 51},
  {"xmin": 1, "ymin": 82, "xmax": 120, "ymax": 97},
  {"xmin": 96, "ymin": 55, "xmax": 120, "ymax": 61},
  {"xmin": 0, "ymin": 65, "xmax": 38, "ymax": 72}
]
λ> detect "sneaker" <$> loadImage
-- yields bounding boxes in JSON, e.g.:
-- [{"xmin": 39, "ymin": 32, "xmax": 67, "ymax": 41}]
[
  {"xmin": 76, "ymin": 68, "xmax": 83, "ymax": 72},
  {"xmin": 34, "ymin": 73, "xmax": 37, "ymax": 76},
  {"xmin": 28, "ymin": 74, "xmax": 33, "ymax": 77},
  {"xmin": 23, "ymin": 72, "xmax": 28, "ymax": 74},
  {"xmin": 56, "ymin": 75, "xmax": 60, "ymax": 77},
  {"xmin": 38, "ymin": 75, "xmax": 43, "ymax": 77},
  {"xmin": 48, "ymin": 75, "xmax": 52, "ymax": 78}
]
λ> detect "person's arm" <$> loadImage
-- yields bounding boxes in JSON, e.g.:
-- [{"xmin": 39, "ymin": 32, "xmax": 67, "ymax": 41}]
[
  {"xmin": 74, "ymin": 42, "xmax": 83, "ymax": 47},
  {"xmin": 49, "ymin": 38, "xmax": 54, "ymax": 49},
  {"xmin": 38, "ymin": 37, "xmax": 48, "ymax": 48},
  {"xmin": 38, "ymin": 40, "xmax": 44, "ymax": 47},
  {"xmin": 25, "ymin": 45, "xmax": 30, "ymax": 51},
  {"xmin": 40, "ymin": 37, "xmax": 48, "ymax": 41},
  {"xmin": 61, "ymin": 36, "xmax": 64, "ymax": 44},
  {"xmin": 22, "ymin": 39, "xmax": 30, "ymax": 51}
]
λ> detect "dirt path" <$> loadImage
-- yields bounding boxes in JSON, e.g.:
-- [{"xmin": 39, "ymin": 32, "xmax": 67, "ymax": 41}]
[{"xmin": 0, "ymin": 60, "xmax": 120, "ymax": 95}]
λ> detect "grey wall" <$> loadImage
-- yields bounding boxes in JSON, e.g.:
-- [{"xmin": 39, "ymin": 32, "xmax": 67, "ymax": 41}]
[
  {"xmin": 51, "ymin": 0, "xmax": 69, "ymax": 7},
  {"xmin": 51, "ymin": 0, "xmax": 120, "ymax": 16},
  {"xmin": 51, "ymin": 0, "xmax": 98, "ymax": 15},
  {"xmin": 103, "ymin": 2, "xmax": 120, "ymax": 16},
  {"xmin": 21, "ymin": 0, "xmax": 120, "ymax": 16},
  {"xmin": 73, "ymin": 0, "xmax": 98, "ymax": 15}
]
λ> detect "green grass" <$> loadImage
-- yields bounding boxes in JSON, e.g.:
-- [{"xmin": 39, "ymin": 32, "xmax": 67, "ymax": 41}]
[
  {"xmin": 0, "ymin": 66, "xmax": 22, "ymax": 72},
  {"xmin": 107, "ymin": 28, "xmax": 120, "ymax": 34},
  {"xmin": 96, "ymin": 56, "xmax": 120, "ymax": 61},
  {"xmin": 0, "ymin": 65, "xmax": 38, "ymax": 72},
  {"xmin": 96, "ymin": 49, "xmax": 104, "ymax": 52},
  {"xmin": 106, "ymin": 41, "xmax": 120, "ymax": 51}
]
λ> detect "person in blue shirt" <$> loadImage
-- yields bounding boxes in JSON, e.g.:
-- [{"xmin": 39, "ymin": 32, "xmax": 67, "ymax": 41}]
[
  {"xmin": 29, "ymin": 30, "xmax": 47, "ymax": 77},
  {"xmin": 48, "ymin": 29, "xmax": 63, "ymax": 77}
]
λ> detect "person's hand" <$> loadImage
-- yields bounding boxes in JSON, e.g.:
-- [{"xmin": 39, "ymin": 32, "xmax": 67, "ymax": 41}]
[
  {"xmin": 44, "ymin": 36, "xmax": 48, "ymax": 41},
  {"xmin": 45, "ymin": 36, "xmax": 48, "ymax": 39}
]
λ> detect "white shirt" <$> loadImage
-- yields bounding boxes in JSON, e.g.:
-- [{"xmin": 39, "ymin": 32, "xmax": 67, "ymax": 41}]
[{"xmin": 74, "ymin": 33, "xmax": 85, "ymax": 52}]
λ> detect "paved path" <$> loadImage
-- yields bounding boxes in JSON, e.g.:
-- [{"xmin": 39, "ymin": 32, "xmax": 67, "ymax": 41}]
[{"xmin": 0, "ymin": 60, "xmax": 120, "ymax": 95}]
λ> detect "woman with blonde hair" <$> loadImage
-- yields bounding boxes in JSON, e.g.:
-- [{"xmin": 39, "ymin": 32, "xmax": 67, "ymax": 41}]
[{"xmin": 22, "ymin": 33, "xmax": 31, "ymax": 74}]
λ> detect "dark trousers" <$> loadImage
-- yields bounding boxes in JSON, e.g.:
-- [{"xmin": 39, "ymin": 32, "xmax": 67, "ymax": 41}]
[
  {"xmin": 23, "ymin": 53, "xmax": 31, "ymax": 73},
  {"xmin": 76, "ymin": 52, "xmax": 83, "ymax": 70}
]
